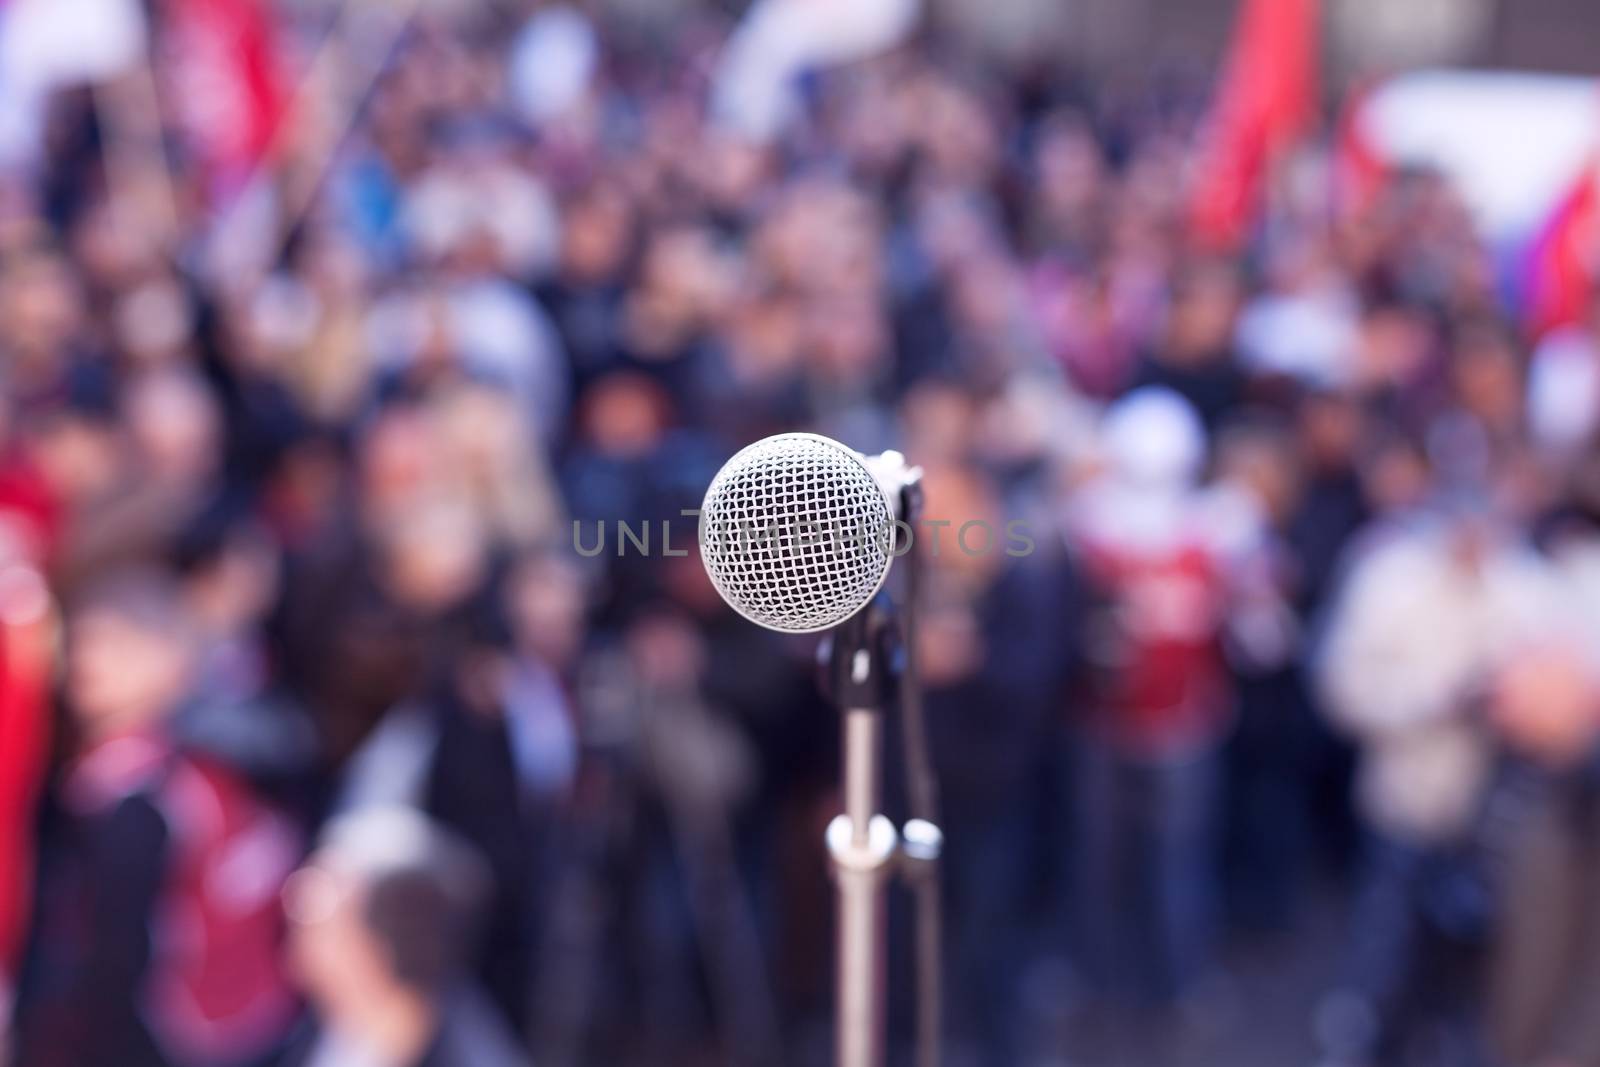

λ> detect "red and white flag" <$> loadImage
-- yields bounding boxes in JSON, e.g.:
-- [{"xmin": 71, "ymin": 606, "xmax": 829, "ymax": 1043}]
[
  {"xmin": 1189, "ymin": 0, "xmax": 1320, "ymax": 249},
  {"xmin": 165, "ymin": 0, "xmax": 286, "ymax": 191}
]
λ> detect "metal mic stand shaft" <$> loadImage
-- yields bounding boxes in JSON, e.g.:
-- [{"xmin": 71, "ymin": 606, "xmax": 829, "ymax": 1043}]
[
  {"xmin": 820, "ymin": 602, "xmax": 944, "ymax": 1064},
  {"xmin": 821, "ymin": 602, "xmax": 898, "ymax": 1067}
]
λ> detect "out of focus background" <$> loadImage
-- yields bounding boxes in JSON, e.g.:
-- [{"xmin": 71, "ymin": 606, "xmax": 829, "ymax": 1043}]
[{"xmin": 5, "ymin": 0, "xmax": 1600, "ymax": 1065}]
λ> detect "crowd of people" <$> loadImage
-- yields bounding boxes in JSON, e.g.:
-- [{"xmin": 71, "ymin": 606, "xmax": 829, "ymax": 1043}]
[{"xmin": 2, "ymin": 2, "xmax": 1600, "ymax": 1066}]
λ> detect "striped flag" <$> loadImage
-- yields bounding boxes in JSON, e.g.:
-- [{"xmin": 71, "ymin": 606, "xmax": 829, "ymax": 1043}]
[{"xmin": 1525, "ymin": 157, "xmax": 1600, "ymax": 339}]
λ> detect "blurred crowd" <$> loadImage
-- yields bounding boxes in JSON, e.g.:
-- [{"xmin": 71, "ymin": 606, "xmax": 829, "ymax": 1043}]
[{"xmin": 2, "ymin": 2, "xmax": 1600, "ymax": 1067}]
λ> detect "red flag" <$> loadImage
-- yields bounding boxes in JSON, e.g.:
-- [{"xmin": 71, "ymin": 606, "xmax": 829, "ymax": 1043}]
[
  {"xmin": 165, "ymin": 0, "xmax": 286, "ymax": 192},
  {"xmin": 0, "ymin": 568, "xmax": 52, "ymax": 982},
  {"xmin": 1525, "ymin": 158, "xmax": 1600, "ymax": 340},
  {"xmin": 1189, "ymin": 0, "xmax": 1319, "ymax": 249}
]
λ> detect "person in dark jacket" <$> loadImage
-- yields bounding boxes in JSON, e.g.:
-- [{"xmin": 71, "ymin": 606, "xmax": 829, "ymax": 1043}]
[{"xmin": 1482, "ymin": 641, "xmax": 1600, "ymax": 1067}]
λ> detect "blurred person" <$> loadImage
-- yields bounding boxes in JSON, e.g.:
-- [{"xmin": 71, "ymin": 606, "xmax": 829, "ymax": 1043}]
[
  {"xmin": 1290, "ymin": 388, "xmax": 1372, "ymax": 616},
  {"xmin": 1286, "ymin": 387, "xmax": 1374, "ymax": 868},
  {"xmin": 400, "ymin": 125, "xmax": 560, "ymax": 284},
  {"xmin": 13, "ymin": 570, "xmax": 299, "ymax": 1067},
  {"xmin": 1448, "ymin": 321, "xmax": 1525, "ymax": 456},
  {"xmin": 918, "ymin": 458, "xmax": 1083, "ymax": 1061},
  {"xmin": 531, "ymin": 604, "xmax": 779, "ymax": 1067},
  {"xmin": 1235, "ymin": 236, "xmax": 1359, "ymax": 391},
  {"xmin": 55, "ymin": 367, "xmax": 222, "ymax": 599},
  {"xmin": 1480, "ymin": 640, "xmax": 1600, "ymax": 1067},
  {"xmin": 1315, "ymin": 499, "xmax": 1568, "ymax": 1067},
  {"xmin": 171, "ymin": 507, "xmax": 317, "ymax": 801},
  {"xmin": 274, "ymin": 408, "xmax": 496, "ymax": 769},
  {"xmin": 943, "ymin": 251, "xmax": 1049, "ymax": 391},
  {"xmin": 1027, "ymin": 112, "xmax": 1109, "ymax": 258},
  {"xmin": 0, "ymin": 239, "xmax": 98, "ymax": 410},
  {"xmin": 804, "ymin": 293, "xmax": 897, "ymax": 449},
  {"xmin": 281, "ymin": 807, "xmax": 527, "ymax": 1067},
  {"xmin": 697, "ymin": 285, "xmax": 809, "ymax": 444},
  {"xmin": 1350, "ymin": 301, "xmax": 1438, "ymax": 414},
  {"xmin": 1131, "ymin": 261, "xmax": 1246, "ymax": 432},
  {"xmin": 616, "ymin": 224, "xmax": 733, "ymax": 411},
  {"xmin": 430, "ymin": 382, "xmax": 563, "ymax": 549},
  {"xmin": 1064, "ymin": 387, "xmax": 1235, "ymax": 1012},
  {"xmin": 311, "ymin": 508, "xmax": 538, "ymax": 1042},
  {"xmin": 1210, "ymin": 419, "xmax": 1315, "ymax": 932},
  {"xmin": 269, "ymin": 233, "xmax": 376, "ymax": 430},
  {"xmin": 1032, "ymin": 261, "xmax": 1136, "ymax": 400},
  {"xmin": 197, "ymin": 288, "xmax": 310, "ymax": 495},
  {"xmin": 1527, "ymin": 294, "xmax": 1600, "ymax": 460},
  {"xmin": 535, "ymin": 177, "xmax": 638, "ymax": 387},
  {"xmin": 501, "ymin": 552, "xmax": 585, "ymax": 808},
  {"xmin": 367, "ymin": 269, "xmax": 568, "ymax": 446}
]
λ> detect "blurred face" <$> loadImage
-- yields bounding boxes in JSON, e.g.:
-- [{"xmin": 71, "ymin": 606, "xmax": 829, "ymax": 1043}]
[
  {"xmin": 1220, "ymin": 438, "xmax": 1299, "ymax": 523},
  {"xmin": 809, "ymin": 297, "xmax": 887, "ymax": 383},
  {"xmin": 1036, "ymin": 118, "xmax": 1104, "ymax": 217},
  {"xmin": 1357, "ymin": 308, "xmax": 1432, "ymax": 389},
  {"xmin": 1453, "ymin": 338, "xmax": 1522, "ymax": 432},
  {"xmin": 29, "ymin": 413, "xmax": 120, "ymax": 505},
  {"xmin": 3, "ymin": 252, "xmax": 80, "ymax": 364},
  {"xmin": 509, "ymin": 557, "xmax": 584, "ymax": 669},
  {"xmin": 581, "ymin": 374, "xmax": 670, "ymax": 458},
  {"xmin": 723, "ymin": 296, "xmax": 802, "ymax": 383},
  {"xmin": 902, "ymin": 382, "xmax": 976, "ymax": 464},
  {"xmin": 126, "ymin": 373, "xmax": 222, "ymax": 489},
  {"xmin": 1298, "ymin": 393, "xmax": 1362, "ymax": 468},
  {"xmin": 381, "ymin": 500, "xmax": 488, "ymax": 614},
  {"xmin": 1491, "ymin": 645, "xmax": 1600, "ymax": 767},
  {"xmin": 624, "ymin": 612, "xmax": 705, "ymax": 691},
  {"xmin": 561, "ymin": 186, "xmax": 631, "ymax": 283},
  {"xmin": 1166, "ymin": 270, "xmax": 1240, "ymax": 361},
  {"xmin": 1364, "ymin": 441, "xmax": 1430, "ymax": 515},
  {"xmin": 68, "ymin": 609, "xmax": 192, "ymax": 736}
]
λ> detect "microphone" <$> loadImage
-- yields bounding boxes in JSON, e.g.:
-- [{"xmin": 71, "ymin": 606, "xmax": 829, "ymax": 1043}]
[
  {"xmin": 699, "ymin": 432, "xmax": 918, "ymax": 634},
  {"xmin": 702, "ymin": 432, "xmax": 944, "ymax": 1067}
]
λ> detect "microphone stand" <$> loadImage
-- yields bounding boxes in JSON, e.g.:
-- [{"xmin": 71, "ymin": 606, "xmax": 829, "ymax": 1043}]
[
  {"xmin": 822, "ymin": 600, "xmax": 897, "ymax": 1067},
  {"xmin": 818, "ymin": 480, "xmax": 942, "ymax": 1067}
]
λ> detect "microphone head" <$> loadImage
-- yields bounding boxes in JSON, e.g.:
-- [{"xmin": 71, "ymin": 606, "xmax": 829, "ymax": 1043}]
[{"xmin": 699, "ymin": 432, "xmax": 895, "ymax": 633}]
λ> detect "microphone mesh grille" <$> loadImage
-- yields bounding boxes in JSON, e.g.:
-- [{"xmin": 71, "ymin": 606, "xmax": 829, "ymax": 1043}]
[{"xmin": 699, "ymin": 433, "xmax": 894, "ymax": 633}]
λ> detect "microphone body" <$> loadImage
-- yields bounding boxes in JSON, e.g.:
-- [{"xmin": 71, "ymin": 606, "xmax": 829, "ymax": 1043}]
[{"xmin": 699, "ymin": 432, "xmax": 916, "ymax": 634}]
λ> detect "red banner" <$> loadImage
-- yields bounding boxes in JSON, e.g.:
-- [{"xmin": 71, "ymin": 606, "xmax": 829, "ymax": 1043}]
[{"xmin": 1189, "ymin": 0, "xmax": 1319, "ymax": 249}]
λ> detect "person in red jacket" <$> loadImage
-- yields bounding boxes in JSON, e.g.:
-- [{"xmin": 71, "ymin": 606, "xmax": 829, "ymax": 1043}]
[
  {"xmin": 1066, "ymin": 387, "xmax": 1243, "ymax": 1011},
  {"xmin": 12, "ymin": 570, "xmax": 299, "ymax": 1067}
]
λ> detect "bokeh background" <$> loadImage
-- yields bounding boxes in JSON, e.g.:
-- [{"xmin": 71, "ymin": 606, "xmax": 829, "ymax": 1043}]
[{"xmin": 4, "ymin": 0, "xmax": 1600, "ymax": 1065}]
